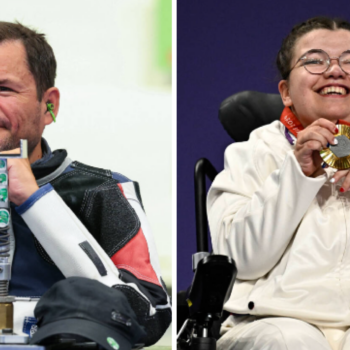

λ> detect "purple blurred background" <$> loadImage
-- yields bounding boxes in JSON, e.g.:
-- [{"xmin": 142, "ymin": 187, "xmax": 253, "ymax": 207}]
[{"xmin": 177, "ymin": 1, "xmax": 350, "ymax": 291}]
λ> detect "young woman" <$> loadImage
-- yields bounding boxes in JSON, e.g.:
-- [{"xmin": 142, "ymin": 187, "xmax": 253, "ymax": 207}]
[{"xmin": 208, "ymin": 17, "xmax": 350, "ymax": 350}]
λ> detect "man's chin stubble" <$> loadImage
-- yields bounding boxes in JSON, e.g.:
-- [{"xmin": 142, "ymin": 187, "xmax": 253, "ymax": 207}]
[{"xmin": 0, "ymin": 137, "xmax": 39, "ymax": 158}]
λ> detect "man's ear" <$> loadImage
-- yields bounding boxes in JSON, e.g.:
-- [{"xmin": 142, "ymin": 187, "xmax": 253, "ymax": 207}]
[
  {"xmin": 278, "ymin": 80, "xmax": 292, "ymax": 107},
  {"xmin": 42, "ymin": 87, "xmax": 60, "ymax": 125}
]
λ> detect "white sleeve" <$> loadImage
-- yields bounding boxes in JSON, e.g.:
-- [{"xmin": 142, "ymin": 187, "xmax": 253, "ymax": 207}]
[
  {"xmin": 17, "ymin": 184, "xmax": 124, "ymax": 288},
  {"xmin": 207, "ymin": 138, "xmax": 331, "ymax": 280}
]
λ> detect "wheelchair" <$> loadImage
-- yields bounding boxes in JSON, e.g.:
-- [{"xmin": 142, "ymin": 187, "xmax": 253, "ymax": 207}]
[{"xmin": 177, "ymin": 91, "xmax": 284, "ymax": 350}]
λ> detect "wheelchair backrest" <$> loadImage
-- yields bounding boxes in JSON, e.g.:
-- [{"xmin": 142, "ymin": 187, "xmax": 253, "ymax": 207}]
[{"xmin": 219, "ymin": 91, "xmax": 284, "ymax": 142}]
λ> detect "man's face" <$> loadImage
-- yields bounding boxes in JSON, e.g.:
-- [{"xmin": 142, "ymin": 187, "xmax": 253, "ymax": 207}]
[
  {"xmin": 279, "ymin": 29, "xmax": 350, "ymax": 127},
  {"xmin": 0, "ymin": 40, "xmax": 48, "ymax": 154}
]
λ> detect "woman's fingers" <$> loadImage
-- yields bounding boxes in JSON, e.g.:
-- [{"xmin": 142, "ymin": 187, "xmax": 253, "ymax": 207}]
[
  {"xmin": 332, "ymin": 170, "xmax": 349, "ymax": 184},
  {"xmin": 330, "ymin": 170, "xmax": 350, "ymax": 192},
  {"xmin": 297, "ymin": 125, "xmax": 337, "ymax": 149},
  {"xmin": 294, "ymin": 118, "xmax": 338, "ymax": 177},
  {"xmin": 295, "ymin": 140, "xmax": 322, "ymax": 153},
  {"xmin": 312, "ymin": 118, "xmax": 338, "ymax": 134},
  {"xmin": 340, "ymin": 172, "xmax": 350, "ymax": 192}
]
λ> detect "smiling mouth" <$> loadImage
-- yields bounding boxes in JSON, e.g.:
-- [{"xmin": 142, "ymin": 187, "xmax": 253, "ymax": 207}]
[{"xmin": 319, "ymin": 86, "xmax": 349, "ymax": 96}]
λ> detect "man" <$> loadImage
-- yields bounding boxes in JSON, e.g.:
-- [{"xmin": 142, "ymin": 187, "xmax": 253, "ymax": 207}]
[{"xmin": 0, "ymin": 22, "xmax": 171, "ymax": 345}]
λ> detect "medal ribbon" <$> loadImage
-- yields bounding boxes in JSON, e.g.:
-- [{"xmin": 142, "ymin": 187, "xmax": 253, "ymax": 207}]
[
  {"xmin": 280, "ymin": 106, "xmax": 350, "ymax": 137},
  {"xmin": 280, "ymin": 107, "xmax": 304, "ymax": 137}
]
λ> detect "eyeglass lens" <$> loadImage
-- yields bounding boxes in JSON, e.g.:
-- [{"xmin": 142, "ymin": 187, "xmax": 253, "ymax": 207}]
[{"xmin": 301, "ymin": 50, "xmax": 350, "ymax": 74}]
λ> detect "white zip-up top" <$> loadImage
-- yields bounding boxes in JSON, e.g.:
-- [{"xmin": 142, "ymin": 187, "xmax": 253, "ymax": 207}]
[{"xmin": 206, "ymin": 120, "xmax": 350, "ymax": 327}]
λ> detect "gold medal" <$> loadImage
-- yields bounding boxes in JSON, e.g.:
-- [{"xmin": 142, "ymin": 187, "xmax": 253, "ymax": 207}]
[{"xmin": 320, "ymin": 124, "xmax": 350, "ymax": 170}]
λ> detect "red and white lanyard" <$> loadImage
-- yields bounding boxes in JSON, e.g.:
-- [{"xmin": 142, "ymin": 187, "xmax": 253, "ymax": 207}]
[{"xmin": 280, "ymin": 107, "xmax": 350, "ymax": 145}]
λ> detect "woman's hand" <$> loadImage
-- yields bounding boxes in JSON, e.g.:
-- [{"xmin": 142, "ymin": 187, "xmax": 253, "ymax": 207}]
[
  {"xmin": 294, "ymin": 118, "xmax": 338, "ymax": 177},
  {"xmin": 331, "ymin": 170, "xmax": 350, "ymax": 192}
]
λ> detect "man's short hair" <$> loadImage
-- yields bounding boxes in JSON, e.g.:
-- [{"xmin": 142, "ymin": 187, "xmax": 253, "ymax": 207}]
[{"xmin": 0, "ymin": 21, "xmax": 56, "ymax": 101}]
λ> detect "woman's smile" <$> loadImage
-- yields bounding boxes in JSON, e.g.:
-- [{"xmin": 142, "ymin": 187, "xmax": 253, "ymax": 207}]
[
  {"xmin": 318, "ymin": 84, "xmax": 348, "ymax": 96},
  {"xmin": 279, "ymin": 29, "xmax": 350, "ymax": 126}
]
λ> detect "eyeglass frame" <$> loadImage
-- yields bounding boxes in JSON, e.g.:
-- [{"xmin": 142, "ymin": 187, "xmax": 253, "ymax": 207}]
[{"xmin": 287, "ymin": 49, "xmax": 350, "ymax": 77}]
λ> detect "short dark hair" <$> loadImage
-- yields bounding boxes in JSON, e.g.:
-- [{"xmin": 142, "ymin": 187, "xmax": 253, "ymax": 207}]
[
  {"xmin": 0, "ymin": 21, "xmax": 56, "ymax": 100},
  {"xmin": 277, "ymin": 16, "xmax": 350, "ymax": 80}
]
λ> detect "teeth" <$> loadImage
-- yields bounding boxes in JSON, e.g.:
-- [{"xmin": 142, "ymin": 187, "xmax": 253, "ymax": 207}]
[{"xmin": 319, "ymin": 86, "xmax": 347, "ymax": 95}]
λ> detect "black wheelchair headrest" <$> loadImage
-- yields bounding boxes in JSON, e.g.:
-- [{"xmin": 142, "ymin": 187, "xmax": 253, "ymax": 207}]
[{"xmin": 218, "ymin": 91, "xmax": 285, "ymax": 142}]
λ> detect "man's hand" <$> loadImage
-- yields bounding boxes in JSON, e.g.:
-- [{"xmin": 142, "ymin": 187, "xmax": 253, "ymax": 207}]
[
  {"xmin": 294, "ymin": 118, "xmax": 338, "ymax": 177},
  {"xmin": 1, "ymin": 148, "xmax": 39, "ymax": 206}
]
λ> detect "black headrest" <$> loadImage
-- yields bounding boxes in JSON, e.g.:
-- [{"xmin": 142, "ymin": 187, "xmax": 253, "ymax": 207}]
[{"xmin": 218, "ymin": 91, "xmax": 284, "ymax": 142}]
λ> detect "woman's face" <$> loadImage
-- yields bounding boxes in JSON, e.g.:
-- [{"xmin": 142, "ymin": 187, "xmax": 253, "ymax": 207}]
[{"xmin": 278, "ymin": 29, "xmax": 350, "ymax": 127}]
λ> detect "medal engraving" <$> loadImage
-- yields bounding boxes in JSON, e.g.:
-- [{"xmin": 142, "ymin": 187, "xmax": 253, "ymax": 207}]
[
  {"xmin": 320, "ymin": 124, "xmax": 350, "ymax": 169},
  {"xmin": 329, "ymin": 135, "xmax": 350, "ymax": 158}
]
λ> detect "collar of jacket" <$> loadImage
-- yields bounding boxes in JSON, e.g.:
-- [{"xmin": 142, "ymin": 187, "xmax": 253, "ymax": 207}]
[{"xmin": 31, "ymin": 138, "xmax": 68, "ymax": 181}]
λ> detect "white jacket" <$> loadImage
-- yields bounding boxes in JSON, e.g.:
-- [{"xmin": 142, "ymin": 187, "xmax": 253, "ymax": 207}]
[{"xmin": 207, "ymin": 120, "xmax": 350, "ymax": 327}]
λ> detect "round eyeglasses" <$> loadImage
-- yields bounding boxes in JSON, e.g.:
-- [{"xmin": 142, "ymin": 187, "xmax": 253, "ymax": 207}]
[{"xmin": 289, "ymin": 49, "xmax": 350, "ymax": 76}]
